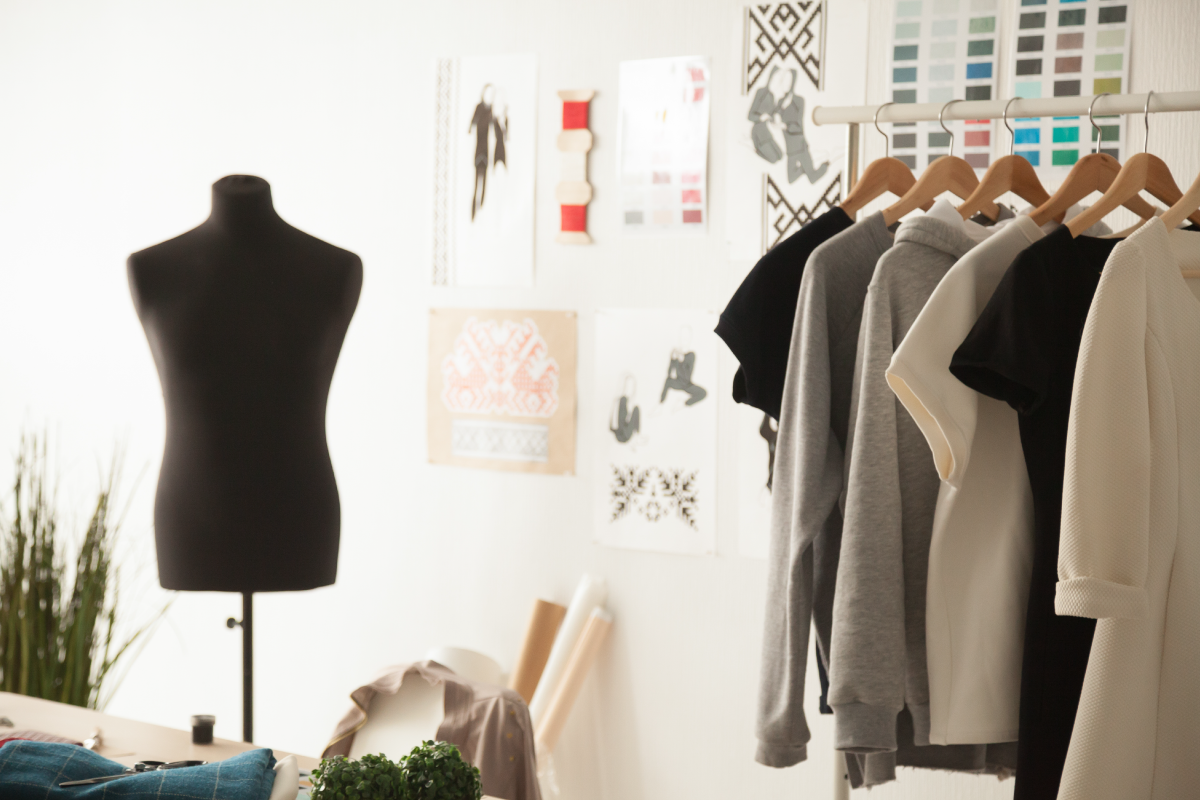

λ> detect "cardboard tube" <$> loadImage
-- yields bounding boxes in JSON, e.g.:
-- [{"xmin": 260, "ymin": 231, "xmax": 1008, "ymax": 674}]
[
  {"xmin": 508, "ymin": 599, "xmax": 568, "ymax": 703},
  {"xmin": 528, "ymin": 575, "xmax": 607, "ymax": 726},
  {"xmin": 535, "ymin": 607, "xmax": 612, "ymax": 752}
]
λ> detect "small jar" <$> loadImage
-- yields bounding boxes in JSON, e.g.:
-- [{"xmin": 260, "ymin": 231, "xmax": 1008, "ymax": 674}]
[{"xmin": 191, "ymin": 715, "xmax": 216, "ymax": 745}]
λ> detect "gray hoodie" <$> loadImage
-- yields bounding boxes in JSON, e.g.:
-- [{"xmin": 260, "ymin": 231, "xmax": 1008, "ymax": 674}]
[{"xmin": 831, "ymin": 211, "xmax": 986, "ymax": 752}]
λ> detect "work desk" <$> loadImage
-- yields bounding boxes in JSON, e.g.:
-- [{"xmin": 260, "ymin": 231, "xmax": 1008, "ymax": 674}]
[{"xmin": 0, "ymin": 692, "xmax": 321, "ymax": 772}]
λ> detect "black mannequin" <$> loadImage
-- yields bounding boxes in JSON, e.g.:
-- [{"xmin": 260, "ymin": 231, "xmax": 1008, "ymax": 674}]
[{"xmin": 129, "ymin": 175, "xmax": 362, "ymax": 593}]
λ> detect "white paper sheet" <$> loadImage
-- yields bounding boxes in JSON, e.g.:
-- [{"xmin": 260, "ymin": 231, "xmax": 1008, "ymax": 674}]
[
  {"xmin": 617, "ymin": 57, "xmax": 710, "ymax": 236},
  {"xmin": 737, "ymin": 403, "xmax": 776, "ymax": 559},
  {"xmin": 432, "ymin": 54, "xmax": 537, "ymax": 286},
  {"xmin": 725, "ymin": 2, "xmax": 849, "ymax": 260},
  {"xmin": 594, "ymin": 310, "xmax": 718, "ymax": 555}
]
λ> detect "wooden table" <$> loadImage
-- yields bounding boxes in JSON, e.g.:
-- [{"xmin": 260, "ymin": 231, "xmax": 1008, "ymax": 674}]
[{"xmin": 0, "ymin": 692, "xmax": 320, "ymax": 772}]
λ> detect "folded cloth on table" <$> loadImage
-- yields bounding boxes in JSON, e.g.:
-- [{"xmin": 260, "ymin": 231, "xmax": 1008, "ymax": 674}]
[{"xmin": 0, "ymin": 741, "xmax": 277, "ymax": 799}]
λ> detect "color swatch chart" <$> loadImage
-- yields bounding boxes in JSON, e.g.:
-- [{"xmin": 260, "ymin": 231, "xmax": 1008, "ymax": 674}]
[
  {"xmin": 1007, "ymin": 0, "xmax": 1132, "ymax": 168},
  {"xmin": 889, "ymin": 0, "xmax": 998, "ymax": 170}
]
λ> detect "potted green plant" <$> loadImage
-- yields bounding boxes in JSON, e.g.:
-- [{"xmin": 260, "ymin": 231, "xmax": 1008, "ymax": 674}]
[
  {"xmin": 310, "ymin": 752, "xmax": 407, "ymax": 800},
  {"xmin": 0, "ymin": 434, "xmax": 162, "ymax": 709},
  {"xmin": 400, "ymin": 741, "xmax": 482, "ymax": 800},
  {"xmin": 310, "ymin": 742, "xmax": 482, "ymax": 800}
]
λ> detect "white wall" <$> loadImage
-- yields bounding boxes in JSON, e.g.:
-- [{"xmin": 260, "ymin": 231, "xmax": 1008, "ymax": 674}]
[{"xmin": 0, "ymin": 2, "xmax": 1196, "ymax": 800}]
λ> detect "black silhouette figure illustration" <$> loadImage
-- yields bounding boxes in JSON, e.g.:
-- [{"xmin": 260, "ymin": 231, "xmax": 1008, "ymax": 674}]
[
  {"xmin": 760, "ymin": 413, "xmax": 779, "ymax": 491},
  {"xmin": 469, "ymin": 84, "xmax": 495, "ymax": 220},
  {"xmin": 660, "ymin": 329, "xmax": 708, "ymax": 406},
  {"xmin": 610, "ymin": 375, "xmax": 641, "ymax": 444},
  {"xmin": 492, "ymin": 90, "xmax": 508, "ymax": 171},
  {"xmin": 748, "ymin": 66, "xmax": 829, "ymax": 185}
]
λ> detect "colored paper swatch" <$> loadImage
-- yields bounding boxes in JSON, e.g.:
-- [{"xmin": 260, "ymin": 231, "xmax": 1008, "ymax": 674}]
[
  {"xmin": 888, "ymin": 0, "xmax": 997, "ymax": 171},
  {"xmin": 1005, "ymin": 0, "xmax": 1131, "ymax": 170}
]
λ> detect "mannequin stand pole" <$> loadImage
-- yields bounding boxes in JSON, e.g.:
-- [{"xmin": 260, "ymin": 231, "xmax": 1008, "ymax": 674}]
[
  {"xmin": 227, "ymin": 592, "xmax": 254, "ymax": 743},
  {"xmin": 242, "ymin": 591, "xmax": 253, "ymax": 743}
]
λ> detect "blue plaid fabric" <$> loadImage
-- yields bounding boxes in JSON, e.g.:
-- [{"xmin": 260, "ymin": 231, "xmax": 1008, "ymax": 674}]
[{"xmin": 0, "ymin": 741, "xmax": 277, "ymax": 799}]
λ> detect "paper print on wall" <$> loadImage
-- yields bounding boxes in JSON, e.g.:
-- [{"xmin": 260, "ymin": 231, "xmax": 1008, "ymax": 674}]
[
  {"xmin": 595, "ymin": 310, "xmax": 718, "ymax": 555},
  {"xmin": 1006, "ymin": 0, "xmax": 1132, "ymax": 171},
  {"xmin": 432, "ymin": 54, "xmax": 538, "ymax": 286},
  {"xmin": 428, "ymin": 309, "xmax": 576, "ymax": 475},
  {"xmin": 617, "ymin": 57, "xmax": 711, "ymax": 236},
  {"xmin": 727, "ymin": 2, "xmax": 847, "ymax": 259},
  {"xmin": 737, "ymin": 404, "xmax": 777, "ymax": 559},
  {"xmin": 888, "ymin": 0, "xmax": 997, "ymax": 171}
]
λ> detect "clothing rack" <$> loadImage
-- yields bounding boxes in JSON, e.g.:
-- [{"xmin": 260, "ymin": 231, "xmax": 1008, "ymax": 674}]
[{"xmin": 811, "ymin": 90, "xmax": 1200, "ymax": 192}]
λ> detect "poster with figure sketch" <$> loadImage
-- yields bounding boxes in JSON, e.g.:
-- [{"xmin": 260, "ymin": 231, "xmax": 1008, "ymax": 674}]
[
  {"xmin": 737, "ymin": 403, "xmax": 777, "ymax": 558},
  {"xmin": 432, "ymin": 54, "xmax": 537, "ymax": 286},
  {"xmin": 725, "ymin": 2, "xmax": 862, "ymax": 260},
  {"xmin": 594, "ymin": 310, "xmax": 718, "ymax": 555},
  {"xmin": 617, "ymin": 56, "xmax": 711, "ymax": 235},
  {"xmin": 428, "ymin": 308, "xmax": 576, "ymax": 475}
]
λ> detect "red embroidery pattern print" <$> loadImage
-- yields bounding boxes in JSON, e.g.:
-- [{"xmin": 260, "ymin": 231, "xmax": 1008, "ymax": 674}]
[{"xmin": 441, "ymin": 318, "xmax": 560, "ymax": 417}]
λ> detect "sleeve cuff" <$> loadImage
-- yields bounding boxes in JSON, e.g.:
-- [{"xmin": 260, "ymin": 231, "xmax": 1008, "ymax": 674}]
[
  {"xmin": 755, "ymin": 740, "xmax": 808, "ymax": 768},
  {"xmin": 831, "ymin": 702, "xmax": 898, "ymax": 754},
  {"xmin": 1055, "ymin": 576, "xmax": 1149, "ymax": 620}
]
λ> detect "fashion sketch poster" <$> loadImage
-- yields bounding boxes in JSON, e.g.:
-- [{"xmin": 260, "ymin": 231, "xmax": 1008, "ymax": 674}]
[
  {"xmin": 428, "ymin": 308, "xmax": 576, "ymax": 475},
  {"xmin": 433, "ymin": 54, "xmax": 538, "ymax": 286},
  {"xmin": 594, "ymin": 309, "xmax": 718, "ymax": 555},
  {"xmin": 725, "ymin": 2, "xmax": 867, "ymax": 260}
]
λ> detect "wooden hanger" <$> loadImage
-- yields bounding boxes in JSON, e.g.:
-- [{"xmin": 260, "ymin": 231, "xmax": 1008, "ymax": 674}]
[
  {"xmin": 883, "ymin": 100, "xmax": 999, "ymax": 227},
  {"xmin": 840, "ymin": 102, "xmax": 931, "ymax": 219},
  {"xmin": 1067, "ymin": 92, "xmax": 1200, "ymax": 236},
  {"xmin": 1162, "ymin": 169, "xmax": 1200, "ymax": 232},
  {"xmin": 958, "ymin": 98, "xmax": 1049, "ymax": 219},
  {"xmin": 1030, "ymin": 93, "xmax": 1157, "ymax": 228}
]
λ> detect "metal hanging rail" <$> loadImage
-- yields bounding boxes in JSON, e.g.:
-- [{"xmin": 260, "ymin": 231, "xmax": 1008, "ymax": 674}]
[{"xmin": 812, "ymin": 90, "xmax": 1200, "ymax": 126}]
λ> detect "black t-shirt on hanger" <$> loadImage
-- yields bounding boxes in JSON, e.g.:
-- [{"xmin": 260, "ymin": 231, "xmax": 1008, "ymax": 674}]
[
  {"xmin": 950, "ymin": 226, "xmax": 1114, "ymax": 800},
  {"xmin": 716, "ymin": 207, "xmax": 854, "ymax": 420}
]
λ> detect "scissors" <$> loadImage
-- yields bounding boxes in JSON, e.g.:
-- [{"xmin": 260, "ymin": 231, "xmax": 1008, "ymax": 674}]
[{"xmin": 59, "ymin": 760, "xmax": 207, "ymax": 787}]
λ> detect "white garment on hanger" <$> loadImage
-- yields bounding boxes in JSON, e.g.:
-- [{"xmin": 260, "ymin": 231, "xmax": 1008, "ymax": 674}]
[{"xmin": 1056, "ymin": 219, "xmax": 1200, "ymax": 800}]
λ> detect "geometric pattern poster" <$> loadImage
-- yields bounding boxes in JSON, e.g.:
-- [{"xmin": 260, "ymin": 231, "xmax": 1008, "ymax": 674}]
[
  {"xmin": 726, "ymin": 2, "xmax": 846, "ymax": 260},
  {"xmin": 428, "ymin": 309, "xmax": 576, "ymax": 475},
  {"xmin": 432, "ymin": 54, "xmax": 538, "ymax": 287},
  {"xmin": 594, "ymin": 309, "xmax": 717, "ymax": 556}
]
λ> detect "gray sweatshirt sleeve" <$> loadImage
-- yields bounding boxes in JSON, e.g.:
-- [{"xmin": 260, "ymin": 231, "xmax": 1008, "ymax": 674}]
[
  {"xmin": 829, "ymin": 277, "xmax": 908, "ymax": 753},
  {"xmin": 755, "ymin": 258, "xmax": 842, "ymax": 767}
]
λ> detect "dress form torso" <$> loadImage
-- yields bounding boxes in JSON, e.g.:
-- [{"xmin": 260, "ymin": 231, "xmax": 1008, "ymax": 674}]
[{"xmin": 128, "ymin": 175, "xmax": 362, "ymax": 592}]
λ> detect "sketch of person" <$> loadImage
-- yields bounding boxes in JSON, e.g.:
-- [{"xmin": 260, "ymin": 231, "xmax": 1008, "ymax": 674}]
[
  {"xmin": 775, "ymin": 70, "xmax": 829, "ymax": 184},
  {"xmin": 760, "ymin": 412, "xmax": 779, "ymax": 491},
  {"xmin": 610, "ymin": 375, "xmax": 641, "ymax": 444},
  {"xmin": 492, "ymin": 90, "xmax": 508, "ymax": 171},
  {"xmin": 748, "ymin": 66, "xmax": 787, "ymax": 163},
  {"xmin": 660, "ymin": 328, "xmax": 707, "ymax": 406},
  {"xmin": 747, "ymin": 67, "xmax": 829, "ymax": 185},
  {"xmin": 468, "ymin": 84, "xmax": 494, "ymax": 221}
]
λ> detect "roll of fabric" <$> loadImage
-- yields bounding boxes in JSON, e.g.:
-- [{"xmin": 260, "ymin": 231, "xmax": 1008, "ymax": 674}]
[
  {"xmin": 509, "ymin": 599, "xmax": 569, "ymax": 703},
  {"xmin": 535, "ymin": 607, "xmax": 613, "ymax": 752},
  {"xmin": 527, "ymin": 574, "xmax": 607, "ymax": 726}
]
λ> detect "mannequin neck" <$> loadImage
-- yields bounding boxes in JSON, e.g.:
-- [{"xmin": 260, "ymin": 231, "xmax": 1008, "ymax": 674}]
[{"xmin": 208, "ymin": 175, "xmax": 283, "ymax": 232}]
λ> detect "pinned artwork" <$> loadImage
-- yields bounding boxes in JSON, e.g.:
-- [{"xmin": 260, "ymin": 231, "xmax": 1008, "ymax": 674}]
[
  {"xmin": 1006, "ymin": 0, "xmax": 1132, "ymax": 170},
  {"xmin": 594, "ymin": 309, "xmax": 718, "ymax": 555},
  {"xmin": 737, "ymin": 404, "xmax": 777, "ymax": 558},
  {"xmin": 557, "ymin": 90, "xmax": 595, "ymax": 244},
  {"xmin": 617, "ymin": 57, "xmax": 711, "ymax": 235},
  {"xmin": 428, "ymin": 308, "xmax": 576, "ymax": 475},
  {"xmin": 432, "ymin": 54, "xmax": 538, "ymax": 286},
  {"xmin": 888, "ymin": 0, "xmax": 998, "ymax": 170},
  {"xmin": 725, "ymin": 2, "xmax": 855, "ymax": 260}
]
